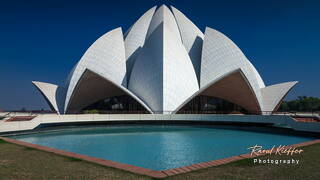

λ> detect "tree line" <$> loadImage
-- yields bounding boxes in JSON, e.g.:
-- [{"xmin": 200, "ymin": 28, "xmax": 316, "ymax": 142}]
[{"xmin": 279, "ymin": 96, "xmax": 320, "ymax": 112}]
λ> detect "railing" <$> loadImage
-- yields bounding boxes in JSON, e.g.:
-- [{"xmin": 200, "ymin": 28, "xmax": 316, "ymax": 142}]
[
  {"xmin": 2, "ymin": 111, "xmax": 57, "ymax": 117},
  {"xmin": 63, "ymin": 110, "xmax": 320, "ymax": 117},
  {"xmin": 2, "ymin": 110, "xmax": 320, "ymax": 118}
]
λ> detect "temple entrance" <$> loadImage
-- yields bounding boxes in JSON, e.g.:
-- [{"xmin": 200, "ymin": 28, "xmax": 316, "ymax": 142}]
[
  {"xmin": 177, "ymin": 95, "xmax": 249, "ymax": 114},
  {"xmin": 82, "ymin": 95, "xmax": 149, "ymax": 114}
]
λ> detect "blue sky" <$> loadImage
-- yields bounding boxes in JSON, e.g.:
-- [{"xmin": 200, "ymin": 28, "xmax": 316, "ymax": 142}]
[{"xmin": 0, "ymin": 0, "xmax": 319, "ymax": 110}]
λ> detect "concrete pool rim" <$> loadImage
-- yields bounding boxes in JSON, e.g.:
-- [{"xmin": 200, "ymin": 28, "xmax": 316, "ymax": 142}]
[{"xmin": 1, "ymin": 120, "xmax": 319, "ymax": 138}]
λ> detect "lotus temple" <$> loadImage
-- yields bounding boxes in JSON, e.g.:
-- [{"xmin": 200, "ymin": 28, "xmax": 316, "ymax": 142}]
[
  {"xmin": 1, "ymin": 5, "xmax": 320, "ymax": 179},
  {"xmin": 31, "ymin": 5, "xmax": 297, "ymax": 115}
]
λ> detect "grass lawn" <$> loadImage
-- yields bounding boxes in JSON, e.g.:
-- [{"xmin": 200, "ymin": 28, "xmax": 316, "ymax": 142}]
[
  {"xmin": 0, "ymin": 139, "xmax": 150, "ymax": 180},
  {"xmin": 167, "ymin": 143, "xmax": 320, "ymax": 180},
  {"xmin": 0, "ymin": 139, "xmax": 319, "ymax": 180}
]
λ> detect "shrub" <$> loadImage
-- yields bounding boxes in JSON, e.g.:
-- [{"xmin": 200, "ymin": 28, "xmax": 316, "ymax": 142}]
[{"xmin": 83, "ymin": 109, "xmax": 99, "ymax": 114}]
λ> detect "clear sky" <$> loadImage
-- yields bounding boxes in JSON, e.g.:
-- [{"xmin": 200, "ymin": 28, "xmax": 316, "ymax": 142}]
[{"xmin": 0, "ymin": 0, "xmax": 319, "ymax": 110}]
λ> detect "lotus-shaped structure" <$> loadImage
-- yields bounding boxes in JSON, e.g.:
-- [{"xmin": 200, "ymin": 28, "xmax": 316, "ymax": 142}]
[{"xmin": 32, "ymin": 5, "xmax": 297, "ymax": 114}]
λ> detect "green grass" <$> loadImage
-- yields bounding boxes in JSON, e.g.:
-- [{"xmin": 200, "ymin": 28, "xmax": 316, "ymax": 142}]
[
  {"xmin": 0, "ymin": 139, "xmax": 319, "ymax": 180},
  {"xmin": 166, "ymin": 143, "xmax": 320, "ymax": 180},
  {"xmin": 0, "ymin": 140, "xmax": 151, "ymax": 180}
]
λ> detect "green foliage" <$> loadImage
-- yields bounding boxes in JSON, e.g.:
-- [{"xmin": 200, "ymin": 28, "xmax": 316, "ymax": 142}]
[
  {"xmin": 279, "ymin": 96, "xmax": 320, "ymax": 112},
  {"xmin": 83, "ymin": 109, "xmax": 99, "ymax": 114}
]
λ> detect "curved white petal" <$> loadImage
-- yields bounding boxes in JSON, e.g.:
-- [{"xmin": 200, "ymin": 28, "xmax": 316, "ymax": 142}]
[
  {"xmin": 247, "ymin": 60, "xmax": 265, "ymax": 88},
  {"xmin": 171, "ymin": 6, "xmax": 204, "ymax": 82},
  {"xmin": 32, "ymin": 81, "xmax": 66, "ymax": 114},
  {"xmin": 201, "ymin": 27, "xmax": 265, "ymax": 107},
  {"xmin": 261, "ymin": 81, "xmax": 298, "ymax": 112},
  {"xmin": 125, "ymin": 6, "xmax": 157, "ymax": 80},
  {"xmin": 64, "ymin": 28, "xmax": 127, "ymax": 113},
  {"xmin": 145, "ymin": 5, "xmax": 182, "ymax": 43},
  {"xmin": 129, "ymin": 5, "xmax": 199, "ymax": 113},
  {"xmin": 174, "ymin": 69, "xmax": 260, "ymax": 113},
  {"xmin": 66, "ymin": 69, "xmax": 152, "ymax": 113}
]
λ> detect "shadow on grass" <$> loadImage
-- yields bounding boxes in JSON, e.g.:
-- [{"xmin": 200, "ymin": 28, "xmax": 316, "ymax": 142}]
[
  {"xmin": 0, "ymin": 139, "xmax": 6, "ymax": 144},
  {"xmin": 24, "ymin": 146, "xmax": 36, "ymax": 151},
  {"xmin": 230, "ymin": 158, "xmax": 256, "ymax": 167},
  {"xmin": 68, "ymin": 157, "xmax": 83, "ymax": 162}
]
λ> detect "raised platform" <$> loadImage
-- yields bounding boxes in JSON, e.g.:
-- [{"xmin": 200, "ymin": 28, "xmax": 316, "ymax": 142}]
[{"xmin": 0, "ymin": 114, "xmax": 320, "ymax": 134}]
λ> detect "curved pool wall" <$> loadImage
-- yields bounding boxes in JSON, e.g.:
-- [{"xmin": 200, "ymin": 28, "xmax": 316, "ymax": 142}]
[
  {"xmin": 1, "ymin": 114, "xmax": 320, "ymax": 134},
  {"xmin": 10, "ymin": 125, "xmax": 315, "ymax": 170}
]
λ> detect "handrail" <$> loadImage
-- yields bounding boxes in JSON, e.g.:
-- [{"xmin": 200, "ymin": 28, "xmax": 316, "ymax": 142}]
[{"xmin": 2, "ymin": 110, "xmax": 320, "ymax": 117}]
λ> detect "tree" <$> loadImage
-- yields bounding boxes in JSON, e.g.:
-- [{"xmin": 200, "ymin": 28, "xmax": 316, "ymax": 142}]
[{"xmin": 279, "ymin": 96, "xmax": 320, "ymax": 112}]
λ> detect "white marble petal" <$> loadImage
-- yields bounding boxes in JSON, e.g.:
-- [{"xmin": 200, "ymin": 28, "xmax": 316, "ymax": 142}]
[
  {"xmin": 124, "ymin": 6, "xmax": 157, "ymax": 80},
  {"xmin": 64, "ymin": 28, "xmax": 127, "ymax": 113},
  {"xmin": 261, "ymin": 81, "xmax": 298, "ymax": 112},
  {"xmin": 129, "ymin": 5, "xmax": 199, "ymax": 113},
  {"xmin": 171, "ymin": 6, "xmax": 204, "ymax": 82}
]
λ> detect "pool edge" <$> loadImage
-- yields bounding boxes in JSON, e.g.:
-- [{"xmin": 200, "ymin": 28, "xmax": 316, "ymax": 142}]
[{"xmin": 1, "ymin": 136, "xmax": 320, "ymax": 178}]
